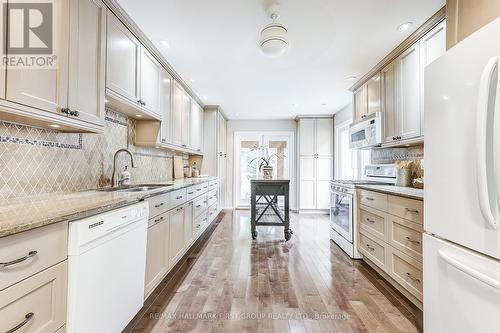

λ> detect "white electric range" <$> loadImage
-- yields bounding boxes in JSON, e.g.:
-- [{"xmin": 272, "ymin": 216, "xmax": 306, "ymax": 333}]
[{"xmin": 329, "ymin": 164, "xmax": 396, "ymax": 258}]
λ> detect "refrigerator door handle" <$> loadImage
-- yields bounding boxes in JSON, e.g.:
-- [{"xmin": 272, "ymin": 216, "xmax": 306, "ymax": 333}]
[
  {"xmin": 438, "ymin": 249, "xmax": 500, "ymax": 291},
  {"xmin": 476, "ymin": 56, "xmax": 499, "ymax": 229}
]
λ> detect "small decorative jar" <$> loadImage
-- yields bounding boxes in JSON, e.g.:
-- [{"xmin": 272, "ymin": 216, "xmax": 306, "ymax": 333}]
[
  {"xmin": 396, "ymin": 168, "xmax": 412, "ymax": 187},
  {"xmin": 262, "ymin": 165, "xmax": 273, "ymax": 179}
]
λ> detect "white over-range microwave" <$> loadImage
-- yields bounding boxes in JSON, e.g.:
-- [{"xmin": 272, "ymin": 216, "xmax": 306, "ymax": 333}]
[{"xmin": 349, "ymin": 112, "xmax": 383, "ymax": 149}]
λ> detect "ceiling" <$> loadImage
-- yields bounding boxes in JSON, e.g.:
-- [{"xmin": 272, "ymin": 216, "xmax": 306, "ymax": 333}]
[{"xmin": 117, "ymin": 0, "xmax": 445, "ymax": 120}]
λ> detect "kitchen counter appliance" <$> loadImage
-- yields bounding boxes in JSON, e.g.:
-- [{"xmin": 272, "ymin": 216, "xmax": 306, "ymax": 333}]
[
  {"xmin": 349, "ymin": 112, "xmax": 383, "ymax": 149},
  {"xmin": 330, "ymin": 164, "xmax": 396, "ymax": 258}
]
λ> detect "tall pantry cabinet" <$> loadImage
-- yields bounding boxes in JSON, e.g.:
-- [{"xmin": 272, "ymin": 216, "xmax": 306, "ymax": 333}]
[
  {"xmin": 298, "ymin": 117, "xmax": 334, "ymax": 210},
  {"xmin": 202, "ymin": 106, "xmax": 227, "ymax": 208}
]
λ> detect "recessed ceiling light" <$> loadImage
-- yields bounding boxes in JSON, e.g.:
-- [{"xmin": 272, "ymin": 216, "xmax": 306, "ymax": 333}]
[
  {"xmin": 189, "ymin": 79, "xmax": 196, "ymax": 83},
  {"xmin": 104, "ymin": 99, "xmax": 109, "ymax": 103},
  {"xmin": 159, "ymin": 40, "xmax": 169, "ymax": 47},
  {"xmin": 443, "ymin": 95, "xmax": 449, "ymax": 101},
  {"xmin": 202, "ymin": 95, "xmax": 208, "ymax": 100},
  {"xmin": 136, "ymin": 114, "xmax": 142, "ymax": 118},
  {"xmin": 397, "ymin": 22, "xmax": 413, "ymax": 32},
  {"xmin": 293, "ymin": 103, "xmax": 299, "ymax": 107},
  {"xmin": 49, "ymin": 124, "xmax": 60, "ymax": 128},
  {"xmin": 346, "ymin": 76, "xmax": 357, "ymax": 81}
]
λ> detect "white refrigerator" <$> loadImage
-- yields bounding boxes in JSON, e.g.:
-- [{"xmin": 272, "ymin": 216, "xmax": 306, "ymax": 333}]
[{"xmin": 424, "ymin": 18, "xmax": 500, "ymax": 332}]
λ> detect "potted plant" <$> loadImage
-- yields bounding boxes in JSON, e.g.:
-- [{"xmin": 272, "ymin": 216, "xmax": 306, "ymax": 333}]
[{"xmin": 249, "ymin": 145, "xmax": 285, "ymax": 180}]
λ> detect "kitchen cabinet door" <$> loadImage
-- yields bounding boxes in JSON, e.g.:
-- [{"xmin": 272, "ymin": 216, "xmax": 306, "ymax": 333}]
[
  {"xmin": 299, "ymin": 157, "xmax": 315, "ymax": 209},
  {"xmin": 140, "ymin": 46, "xmax": 161, "ymax": 117},
  {"xmin": 420, "ymin": 21, "xmax": 446, "ymax": 137},
  {"xmin": 190, "ymin": 100, "xmax": 202, "ymax": 151},
  {"xmin": 171, "ymin": 81, "xmax": 184, "ymax": 146},
  {"xmin": 169, "ymin": 206, "xmax": 186, "ymax": 267},
  {"xmin": 106, "ymin": 10, "xmax": 141, "ymax": 105},
  {"xmin": 366, "ymin": 72, "xmax": 381, "ymax": 116},
  {"xmin": 353, "ymin": 86, "xmax": 366, "ymax": 122},
  {"xmin": 159, "ymin": 70, "xmax": 172, "ymax": 144},
  {"xmin": 299, "ymin": 119, "xmax": 315, "ymax": 156},
  {"xmin": 184, "ymin": 202, "xmax": 194, "ymax": 247},
  {"xmin": 6, "ymin": 0, "xmax": 69, "ymax": 114},
  {"xmin": 316, "ymin": 118, "xmax": 333, "ymax": 156},
  {"xmin": 181, "ymin": 92, "xmax": 191, "ymax": 148},
  {"xmin": 67, "ymin": 0, "xmax": 106, "ymax": 127},
  {"xmin": 218, "ymin": 113, "xmax": 227, "ymax": 155},
  {"xmin": 397, "ymin": 43, "xmax": 421, "ymax": 140},
  {"xmin": 382, "ymin": 61, "xmax": 398, "ymax": 143},
  {"xmin": 316, "ymin": 156, "xmax": 333, "ymax": 209},
  {"xmin": 144, "ymin": 215, "xmax": 169, "ymax": 298}
]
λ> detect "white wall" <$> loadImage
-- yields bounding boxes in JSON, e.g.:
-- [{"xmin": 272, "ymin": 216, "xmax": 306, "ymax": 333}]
[
  {"xmin": 334, "ymin": 103, "xmax": 353, "ymax": 128},
  {"xmin": 226, "ymin": 119, "xmax": 298, "ymax": 209}
]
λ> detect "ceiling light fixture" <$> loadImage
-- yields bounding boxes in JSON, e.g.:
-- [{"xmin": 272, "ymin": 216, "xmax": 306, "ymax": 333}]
[
  {"xmin": 397, "ymin": 22, "xmax": 413, "ymax": 32},
  {"xmin": 50, "ymin": 124, "xmax": 60, "ymax": 128},
  {"xmin": 259, "ymin": 3, "xmax": 288, "ymax": 56},
  {"xmin": 159, "ymin": 40, "xmax": 169, "ymax": 47},
  {"xmin": 202, "ymin": 95, "xmax": 208, "ymax": 100},
  {"xmin": 321, "ymin": 103, "xmax": 327, "ymax": 106},
  {"xmin": 346, "ymin": 76, "xmax": 357, "ymax": 81},
  {"xmin": 189, "ymin": 79, "xmax": 196, "ymax": 83},
  {"xmin": 136, "ymin": 114, "xmax": 142, "ymax": 118}
]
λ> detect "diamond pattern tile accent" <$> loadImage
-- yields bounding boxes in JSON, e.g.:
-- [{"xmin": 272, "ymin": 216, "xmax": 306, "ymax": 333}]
[{"xmin": 0, "ymin": 108, "xmax": 174, "ymax": 200}]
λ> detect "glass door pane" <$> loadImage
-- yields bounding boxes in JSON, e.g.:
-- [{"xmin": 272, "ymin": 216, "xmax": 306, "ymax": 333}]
[{"xmin": 239, "ymin": 140, "xmax": 260, "ymax": 205}]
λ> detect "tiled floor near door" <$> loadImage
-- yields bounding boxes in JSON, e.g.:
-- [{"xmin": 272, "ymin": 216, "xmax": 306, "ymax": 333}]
[{"xmin": 128, "ymin": 210, "xmax": 421, "ymax": 332}]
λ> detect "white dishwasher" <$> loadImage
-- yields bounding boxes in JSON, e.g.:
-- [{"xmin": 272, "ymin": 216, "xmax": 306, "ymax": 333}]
[{"xmin": 67, "ymin": 202, "xmax": 148, "ymax": 333}]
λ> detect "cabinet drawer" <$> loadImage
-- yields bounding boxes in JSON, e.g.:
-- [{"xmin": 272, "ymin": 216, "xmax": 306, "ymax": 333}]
[
  {"xmin": 359, "ymin": 190, "xmax": 387, "ymax": 211},
  {"xmin": 359, "ymin": 230, "xmax": 387, "ymax": 270},
  {"xmin": 388, "ymin": 195, "xmax": 423, "ymax": 224},
  {"xmin": 148, "ymin": 193, "xmax": 170, "ymax": 218},
  {"xmin": 207, "ymin": 190, "xmax": 218, "ymax": 207},
  {"xmin": 387, "ymin": 247, "xmax": 423, "ymax": 301},
  {"xmin": 208, "ymin": 180, "xmax": 219, "ymax": 191},
  {"xmin": 147, "ymin": 210, "xmax": 169, "ymax": 229},
  {"xmin": 193, "ymin": 195, "xmax": 208, "ymax": 218},
  {"xmin": 0, "ymin": 261, "xmax": 67, "ymax": 333},
  {"xmin": 208, "ymin": 203, "xmax": 219, "ymax": 222},
  {"xmin": 359, "ymin": 205, "xmax": 387, "ymax": 241},
  {"xmin": 169, "ymin": 188, "xmax": 187, "ymax": 209},
  {"xmin": 0, "ymin": 222, "xmax": 68, "ymax": 291},
  {"xmin": 193, "ymin": 213, "xmax": 207, "ymax": 237},
  {"xmin": 185, "ymin": 186, "xmax": 198, "ymax": 201},
  {"xmin": 388, "ymin": 216, "xmax": 423, "ymax": 261}
]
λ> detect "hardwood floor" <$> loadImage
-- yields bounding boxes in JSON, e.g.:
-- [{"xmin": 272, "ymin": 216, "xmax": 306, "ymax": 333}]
[{"xmin": 128, "ymin": 210, "xmax": 422, "ymax": 333}]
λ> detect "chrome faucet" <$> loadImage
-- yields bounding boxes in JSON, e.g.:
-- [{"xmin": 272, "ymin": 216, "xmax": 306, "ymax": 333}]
[{"xmin": 111, "ymin": 149, "xmax": 136, "ymax": 187}]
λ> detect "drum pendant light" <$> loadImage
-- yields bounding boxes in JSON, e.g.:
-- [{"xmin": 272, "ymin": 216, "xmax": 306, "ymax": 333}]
[{"xmin": 259, "ymin": 5, "xmax": 288, "ymax": 56}]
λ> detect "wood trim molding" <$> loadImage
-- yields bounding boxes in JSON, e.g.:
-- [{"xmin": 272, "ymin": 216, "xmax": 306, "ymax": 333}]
[
  {"xmin": 103, "ymin": 0, "xmax": 205, "ymax": 108},
  {"xmin": 350, "ymin": 6, "xmax": 446, "ymax": 92},
  {"xmin": 204, "ymin": 105, "xmax": 229, "ymax": 121}
]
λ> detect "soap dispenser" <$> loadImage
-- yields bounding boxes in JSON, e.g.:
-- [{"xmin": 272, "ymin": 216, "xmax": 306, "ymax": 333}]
[{"xmin": 120, "ymin": 166, "xmax": 131, "ymax": 185}]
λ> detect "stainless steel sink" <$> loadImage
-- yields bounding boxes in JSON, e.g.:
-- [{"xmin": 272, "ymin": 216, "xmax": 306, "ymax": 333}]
[{"xmin": 98, "ymin": 184, "xmax": 173, "ymax": 192}]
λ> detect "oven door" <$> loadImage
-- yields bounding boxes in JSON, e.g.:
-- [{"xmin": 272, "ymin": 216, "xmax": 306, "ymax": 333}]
[{"xmin": 330, "ymin": 190, "xmax": 353, "ymax": 242}]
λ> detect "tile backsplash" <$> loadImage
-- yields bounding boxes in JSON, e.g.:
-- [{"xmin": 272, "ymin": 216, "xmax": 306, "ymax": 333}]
[
  {"xmin": 371, "ymin": 145, "xmax": 424, "ymax": 165},
  {"xmin": 0, "ymin": 108, "xmax": 175, "ymax": 200}
]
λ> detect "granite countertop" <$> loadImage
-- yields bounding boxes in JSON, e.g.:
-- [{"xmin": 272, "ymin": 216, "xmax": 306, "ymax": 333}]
[
  {"xmin": 356, "ymin": 184, "xmax": 424, "ymax": 200},
  {"xmin": 0, "ymin": 177, "xmax": 217, "ymax": 238}
]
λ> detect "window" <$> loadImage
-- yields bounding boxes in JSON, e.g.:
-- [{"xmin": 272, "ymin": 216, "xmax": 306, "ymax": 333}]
[{"xmin": 335, "ymin": 122, "xmax": 371, "ymax": 180}]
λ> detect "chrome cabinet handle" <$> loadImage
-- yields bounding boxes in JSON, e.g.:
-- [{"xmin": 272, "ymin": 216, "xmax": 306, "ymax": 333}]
[
  {"xmin": 366, "ymin": 218, "xmax": 375, "ymax": 224},
  {"xmin": 406, "ymin": 272, "xmax": 421, "ymax": 283},
  {"xmin": 175, "ymin": 196, "xmax": 183, "ymax": 200},
  {"xmin": 196, "ymin": 188, "xmax": 202, "ymax": 191},
  {"xmin": 1, "ymin": 250, "xmax": 38, "ymax": 268},
  {"xmin": 6, "ymin": 312, "xmax": 34, "ymax": 333},
  {"xmin": 154, "ymin": 216, "xmax": 164, "ymax": 223},
  {"xmin": 203, "ymin": 218, "xmax": 207, "ymax": 222},
  {"xmin": 365, "ymin": 197, "xmax": 375, "ymax": 201},
  {"xmin": 188, "ymin": 192, "xmax": 194, "ymax": 195},
  {"xmin": 405, "ymin": 208, "xmax": 419, "ymax": 214},
  {"xmin": 177, "ymin": 207, "xmax": 184, "ymax": 212},
  {"xmin": 366, "ymin": 244, "xmax": 375, "ymax": 251},
  {"xmin": 154, "ymin": 202, "xmax": 164, "ymax": 208},
  {"xmin": 195, "ymin": 204, "xmax": 201, "ymax": 208},
  {"xmin": 405, "ymin": 236, "xmax": 421, "ymax": 244}
]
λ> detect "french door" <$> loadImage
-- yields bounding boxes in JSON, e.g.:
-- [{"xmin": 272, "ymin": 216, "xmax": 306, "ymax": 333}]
[{"xmin": 234, "ymin": 132, "xmax": 293, "ymax": 208}]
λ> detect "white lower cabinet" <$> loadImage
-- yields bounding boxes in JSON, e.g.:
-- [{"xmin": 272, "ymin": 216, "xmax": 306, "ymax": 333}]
[
  {"xmin": 169, "ymin": 205, "xmax": 186, "ymax": 267},
  {"xmin": 184, "ymin": 202, "xmax": 194, "ymax": 247},
  {"xmin": 144, "ymin": 212, "xmax": 169, "ymax": 298},
  {"xmin": 0, "ymin": 261, "xmax": 67, "ymax": 333}
]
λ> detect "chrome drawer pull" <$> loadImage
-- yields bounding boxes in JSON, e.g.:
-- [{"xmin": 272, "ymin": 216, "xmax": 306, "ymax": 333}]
[
  {"xmin": 365, "ymin": 197, "xmax": 375, "ymax": 201},
  {"xmin": 195, "ymin": 205, "xmax": 201, "ymax": 208},
  {"xmin": 406, "ymin": 272, "xmax": 421, "ymax": 283},
  {"xmin": 405, "ymin": 208, "xmax": 419, "ymax": 214},
  {"xmin": 405, "ymin": 236, "xmax": 421, "ymax": 244},
  {"xmin": 366, "ymin": 218, "xmax": 375, "ymax": 224},
  {"xmin": 175, "ymin": 196, "xmax": 183, "ymax": 200},
  {"xmin": 177, "ymin": 207, "xmax": 184, "ymax": 212},
  {"xmin": 196, "ymin": 188, "xmax": 202, "ymax": 191},
  {"xmin": 188, "ymin": 191, "xmax": 194, "ymax": 195},
  {"xmin": 154, "ymin": 216, "xmax": 164, "ymax": 223},
  {"xmin": 154, "ymin": 202, "xmax": 164, "ymax": 208},
  {"xmin": 1, "ymin": 250, "xmax": 38, "ymax": 268},
  {"xmin": 6, "ymin": 312, "xmax": 34, "ymax": 333},
  {"xmin": 366, "ymin": 244, "xmax": 375, "ymax": 251}
]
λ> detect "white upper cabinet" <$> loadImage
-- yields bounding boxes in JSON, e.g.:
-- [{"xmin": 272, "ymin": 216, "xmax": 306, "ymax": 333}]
[
  {"xmin": 106, "ymin": 10, "xmax": 140, "ymax": 105},
  {"xmin": 181, "ymin": 92, "xmax": 191, "ymax": 148},
  {"xmin": 172, "ymin": 81, "xmax": 184, "ymax": 146},
  {"xmin": 6, "ymin": 0, "xmax": 69, "ymax": 114},
  {"xmin": 316, "ymin": 118, "xmax": 334, "ymax": 156},
  {"xmin": 190, "ymin": 100, "xmax": 203, "ymax": 152},
  {"xmin": 159, "ymin": 70, "xmax": 172, "ymax": 144},
  {"xmin": 353, "ymin": 72, "xmax": 381, "ymax": 122},
  {"xmin": 382, "ymin": 61, "xmax": 397, "ymax": 143},
  {"xmin": 139, "ymin": 47, "xmax": 162, "ymax": 117},
  {"xmin": 353, "ymin": 86, "xmax": 366, "ymax": 123},
  {"xmin": 67, "ymin": 0, "xmax": 106, "ymax": 127},
  {"xmin": 397, "ymin": 42, "xmax": 421, "ymax": 141},
  {"xmin": 299, "ymin": 119, "xmax": 315, "ymax": 156}
]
